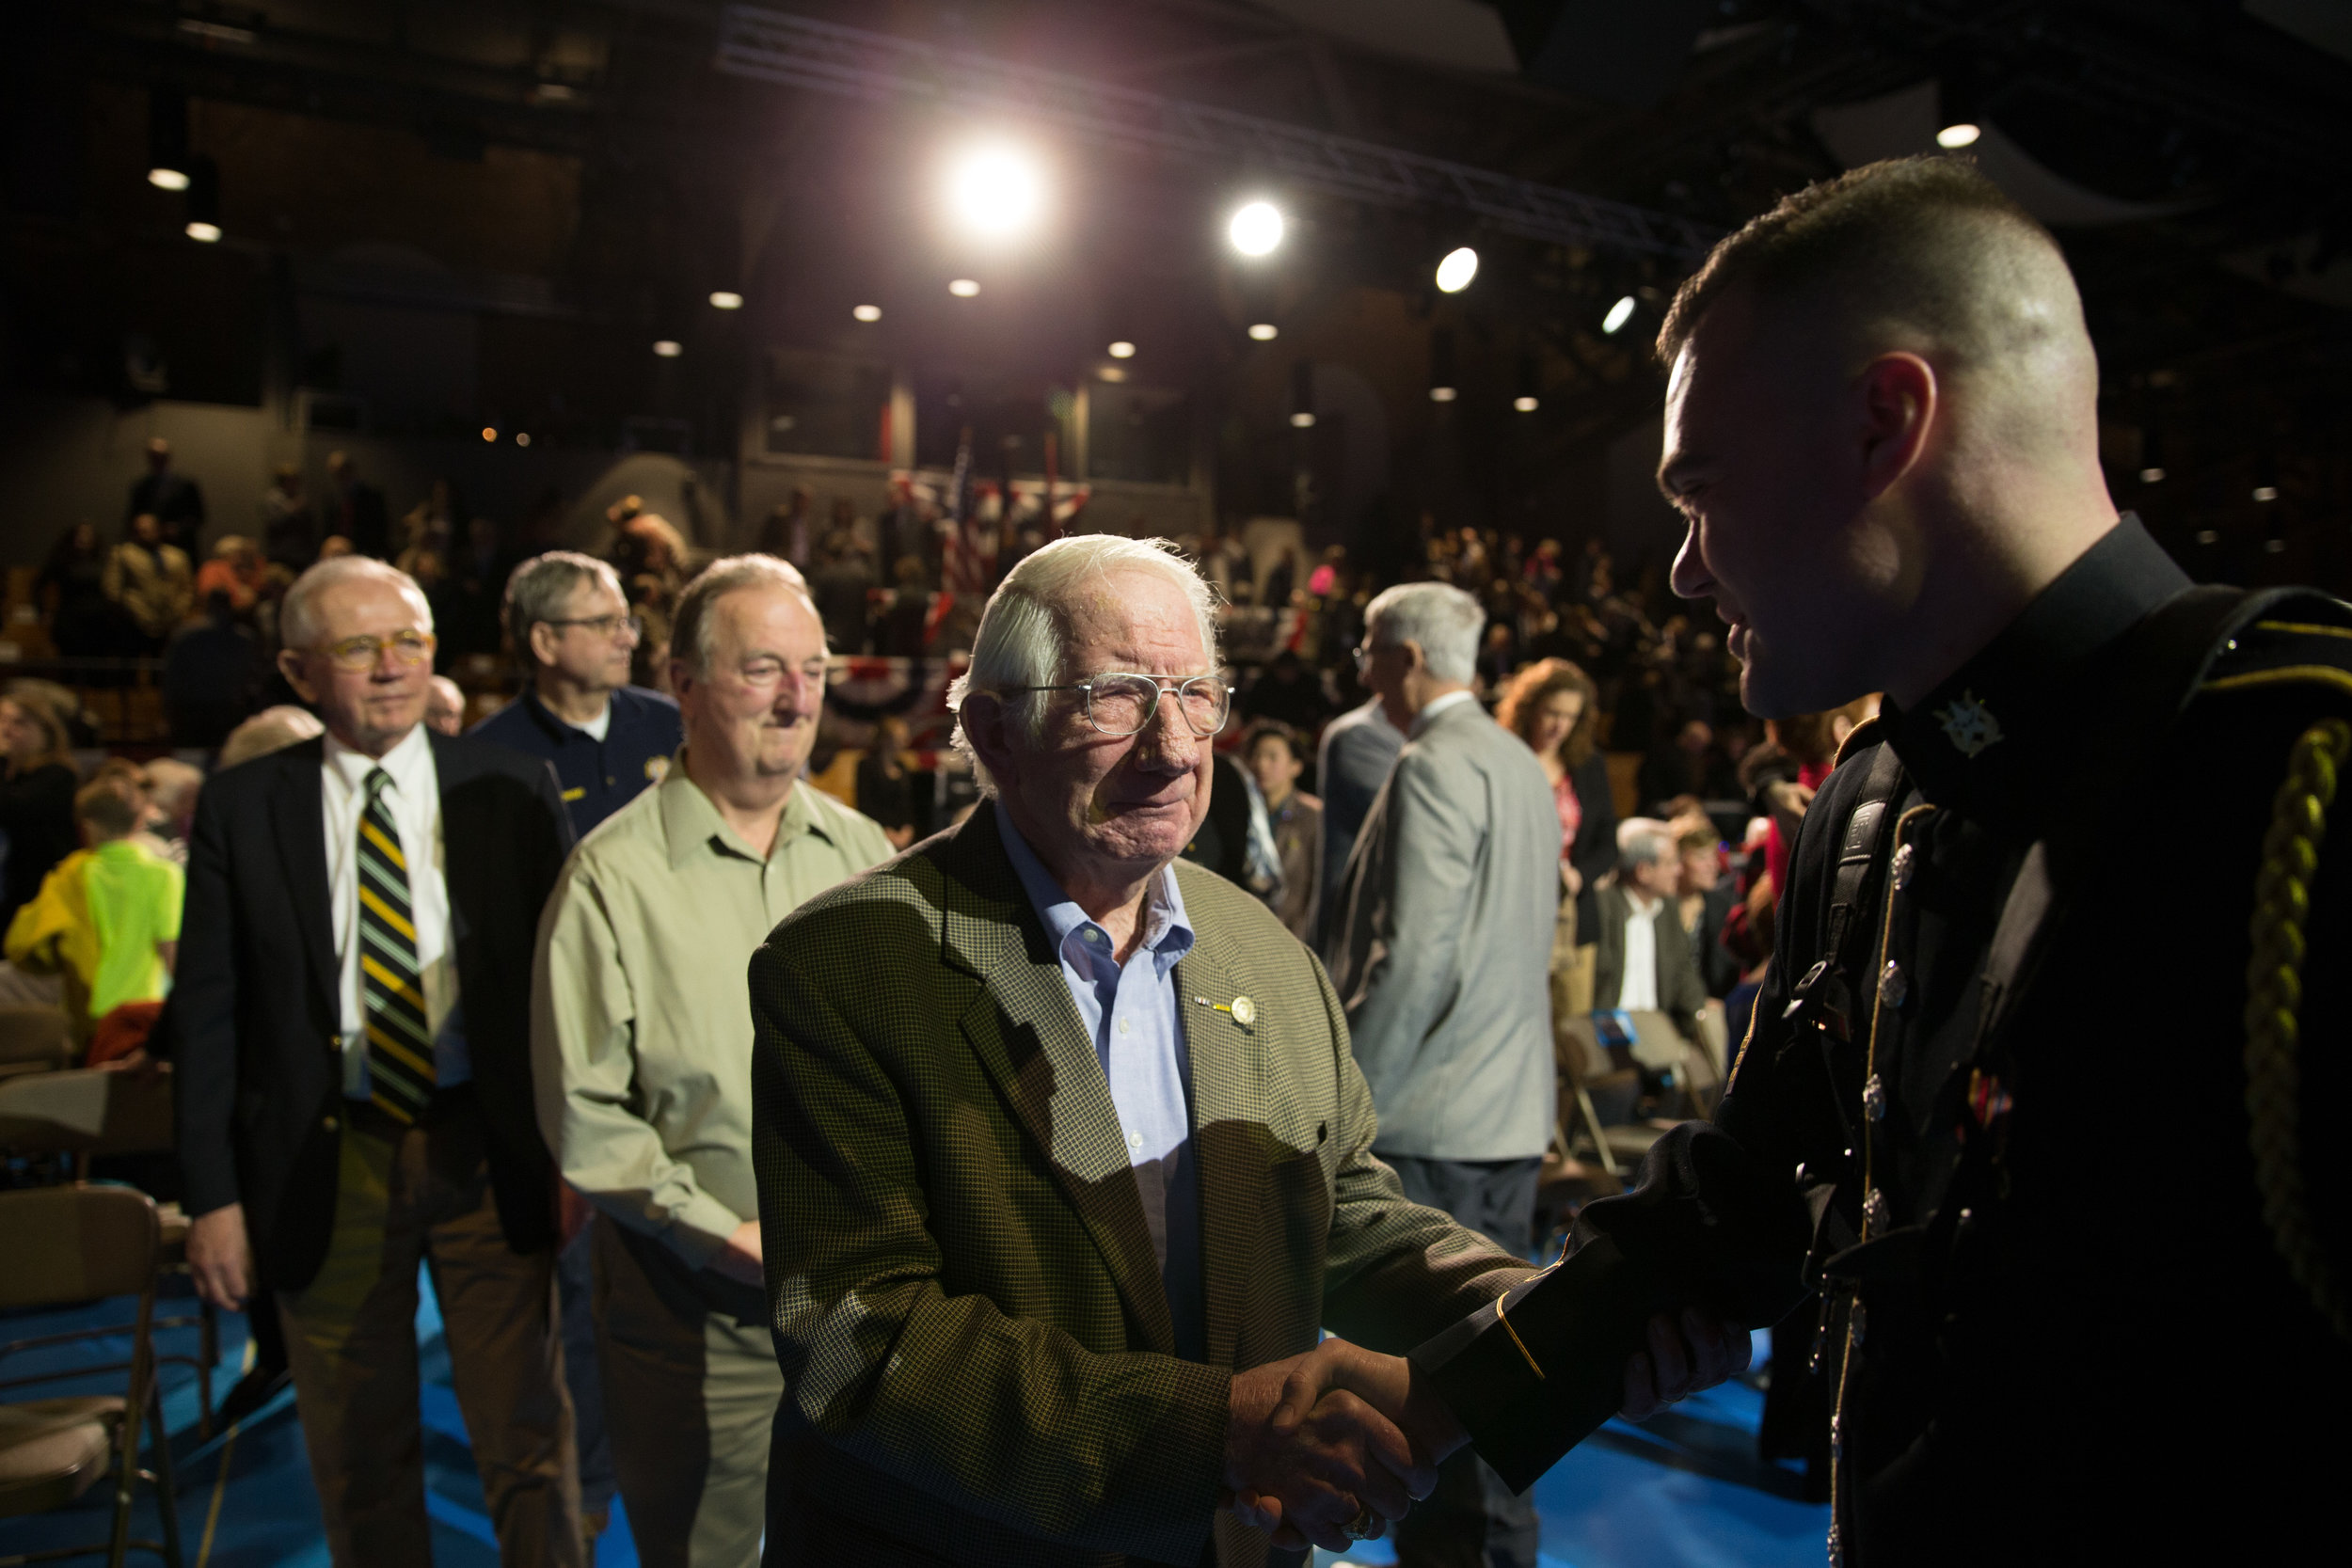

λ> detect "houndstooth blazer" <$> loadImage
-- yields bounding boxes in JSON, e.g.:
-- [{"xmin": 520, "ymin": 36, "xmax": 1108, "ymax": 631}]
[{"xmin": 750, "ymin": 803, "xmax": 1531, "ymax": 1568}]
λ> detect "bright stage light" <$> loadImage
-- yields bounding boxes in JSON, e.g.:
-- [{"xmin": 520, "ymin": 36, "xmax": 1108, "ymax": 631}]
[
  {"xmin": 1936, "ymin": 122, "xmax": 1981, "ymax": 149},
  {"xmin": 1290, "ymin": 412, "xmax": 1316, "ymax": 428},
  {"xmin": 149, "ymin": 166, "xmax": 190, "ymax": 192},
  {"xmin": 652, "ymin": 340, "xmax": 682, "ymax": 357},
  {"xmin": 1435, "ymin": 246, "xmax": 1478, "ymax": 293},
  {"xmin": 948, "ymin": 278, "xmax": 981, "ymax": 297},
  {"xmin": 1515, "ymin": 395, "xmax": 1539, "ymax": 413},
  {"xmin": 1601, "ymin": 295, "xmax": 1636, "ymax": 335},
  {"xmin": 1107, "ymin": 341, "xmax": 1136, "ymax": 358},
  {"xmin": 482, "ymin": 427, "xmax": 498, "ymax": 442},
  {"xmin": 185, "ymin": 221, "xmax": 222, "ymax": 243},
  {"xmin": 708, "ymin": 291, "xmax": 743, "ymax": 309},
  {"xmin": 1428, "ymin": 386, "xmax": 1457, "ymax": 403},
  {"xmin": 1229, "ymin": 201, "xmax": 1284, "ymax": 258},
  {"xmin": 946, "ymin": 143, "xmax": 1046, "ymax": 240},
  {"xmin": 853, "ymin": 304, "xmax": 882, "ymax": 322},
  {"xmin": 1247, "ymin": 323, "xmax": 1278, "ymax": 341}
]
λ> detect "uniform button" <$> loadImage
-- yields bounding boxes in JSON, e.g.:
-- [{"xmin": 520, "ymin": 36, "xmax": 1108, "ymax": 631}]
[
  {"xmin": 1879, "ymin": 960, "xmax": 1908, "ymax": 1009},
  {"xmin": 1891, "ymin": 843, "xmax": 1915, "ymax": 892},
  {"xmin": 1863, "ymin": 1073, "xmax": 1886, "ymax": 1121},
  {"xmin": 323, "ymin": 1115, "xmax": 340, "ymax": 1132}
]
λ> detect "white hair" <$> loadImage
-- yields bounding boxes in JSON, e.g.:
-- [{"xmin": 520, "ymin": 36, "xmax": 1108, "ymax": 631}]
[
  {"xmin": 1616, "ymin": 816, "xmax": 1677, "ymax": 877},
  {"xmin": 280, "ymin": 556, "xmax": 434, "ymax": 651},
  {"xmin": 217, "ymin": 704, "xmax": 326, "ymax": 768},
  {"xmin": 671, "ymin": 554, "xmax": 818, "ymax": 675},
  {"xmin": 1364, "ymin": 581, "xmax": 1484, "ymax": 684},
  {"xmin": 947, "ymin": 535, "xmax": 1222, "ymax": 796}
]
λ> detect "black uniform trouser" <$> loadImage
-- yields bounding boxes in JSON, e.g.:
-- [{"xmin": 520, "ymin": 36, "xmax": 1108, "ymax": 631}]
[{"xmin": 1383, "ymin": 1155, "xmax": 1544, "ymax": 1568}]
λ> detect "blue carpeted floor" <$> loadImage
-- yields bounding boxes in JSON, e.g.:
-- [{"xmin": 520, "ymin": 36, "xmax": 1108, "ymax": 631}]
[{"xmin": 2, "ymin": 1277, "xmax": 1822, "ymax": 1566}]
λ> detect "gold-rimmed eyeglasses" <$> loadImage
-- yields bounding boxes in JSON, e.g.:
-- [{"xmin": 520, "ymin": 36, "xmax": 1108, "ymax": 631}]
[
  {"xmin": 315, "ymin": 630, "xmax": 437, "ymax": 671},
  {"xmin": 1008, "ymin": 673, "xmax": 1232, "ymax": 737}
]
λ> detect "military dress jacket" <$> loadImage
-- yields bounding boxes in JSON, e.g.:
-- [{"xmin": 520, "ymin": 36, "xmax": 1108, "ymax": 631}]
[
  {"xmin": 1408, "ymin": 519, "xmax": 2352, "ymax": 1562},
  {"xmin": 749, "ymin": 803, "xmax": 1529, "ymax": 1568}
]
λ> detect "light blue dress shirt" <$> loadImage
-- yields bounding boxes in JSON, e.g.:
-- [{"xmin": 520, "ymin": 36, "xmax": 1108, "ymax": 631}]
[{"xmin": 994, "ymin": 801, "xmax": 1204, "ymax": 1361}]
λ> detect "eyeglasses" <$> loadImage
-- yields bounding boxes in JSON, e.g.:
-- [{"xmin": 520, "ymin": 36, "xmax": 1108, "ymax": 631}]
[
  {"xmin": 543, "ymin": 613, "xmax": 643, "ymax": 643},
  {"xmin": 316, "ymin": 630, "xmax": 436, "ymax": 671},
  {"xmin": 1008, "ymin": 673, "xmax": 1232, "ymax": 737},
  {"xmin": 1351, "ymin": 642, "xmax": 1387, "ymax": 670}
]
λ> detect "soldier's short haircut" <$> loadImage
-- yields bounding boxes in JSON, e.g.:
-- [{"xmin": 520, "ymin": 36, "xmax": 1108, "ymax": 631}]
[{"xmin": 1656, "ymin": 155, "xmax": 2064, "ymax": 372}]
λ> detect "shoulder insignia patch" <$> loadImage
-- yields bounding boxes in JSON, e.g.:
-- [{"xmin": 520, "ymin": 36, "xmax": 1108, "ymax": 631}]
[
  {"xmin": 645, "ymin": 755, "xmax": 671, "ymax": 782},
  {"xmin": 1935, "ymin": 689, "xmax": 2004, "ymax": 758}
]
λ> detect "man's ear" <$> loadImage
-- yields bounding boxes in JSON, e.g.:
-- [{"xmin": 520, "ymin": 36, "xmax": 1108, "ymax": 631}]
[
  {"xmin": 1855, "ymin": 352, "xmax": 1938, "ymax": 500},
  {"xmin": 527, "ymin": 621, "xmax": 559, "ymax": 669},
  {"xmin": 277, "ymin": 649, "xmax": 318, "ymax": 705},
  {"xmin": 960, "ymin": 693, "xmax": 1018, "ymax": 789},
  {"xmin": 1399, "ymin": 639, "xmax": 1429, "ymax": 675}
]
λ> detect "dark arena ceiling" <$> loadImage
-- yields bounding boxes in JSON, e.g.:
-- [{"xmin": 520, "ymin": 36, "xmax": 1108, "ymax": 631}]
[{"xmin": 8, "ymin": 1, "xmax": 2350, "ymax": 585}]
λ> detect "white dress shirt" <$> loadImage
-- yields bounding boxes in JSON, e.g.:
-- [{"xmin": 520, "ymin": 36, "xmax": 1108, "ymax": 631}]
[
  {"xmin": 1617, "ymin": 888, "xmax": 1661, "ymax": 1012},
  {"xmin": 323, "ymin": 724, "xmax": 469, "ymax": 1098},
  {"xmin": 1406, "ymin": 687, "xmax": 1478, "ymax": 738}
]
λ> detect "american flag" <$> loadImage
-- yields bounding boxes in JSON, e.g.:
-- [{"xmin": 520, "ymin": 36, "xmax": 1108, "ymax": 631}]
[{"xmin": 940, "ymin": 424, "xmax": 992, "ymax": 598}]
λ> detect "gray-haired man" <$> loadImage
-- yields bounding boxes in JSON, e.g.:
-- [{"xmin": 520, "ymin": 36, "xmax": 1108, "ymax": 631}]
[
  {"xmin": 470, "ymin": 551, "xmax": 682, "ymax": 839},
  {"xmin": 532, "ymin": 555, "xmax": 893, "ymax": 1567},
  {"xmin": 1323, "ymin": 580, "xmax": 1562, "ymax": 1568}
]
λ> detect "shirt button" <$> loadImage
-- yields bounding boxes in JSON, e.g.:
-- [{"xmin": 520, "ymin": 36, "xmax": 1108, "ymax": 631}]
[
  {"xmin": 1118, "ymin": 1018, "xmax": 1132, "ymax": 1036},
  {"xmin": 1127, "ymin": 1131, "xmax": 1143, "ymax": 1151}
]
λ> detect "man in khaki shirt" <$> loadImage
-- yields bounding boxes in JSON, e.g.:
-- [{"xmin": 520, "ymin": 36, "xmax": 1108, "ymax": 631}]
[{"xmin": 532, "ymin": 556, "xmax": 891, "ymax": 1568}]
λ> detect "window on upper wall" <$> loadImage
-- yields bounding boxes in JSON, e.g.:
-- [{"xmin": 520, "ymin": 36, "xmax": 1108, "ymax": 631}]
[
  {"xmin": 765, "ymin": 350, "xmax": 892, "ymax": 460},
  {"xmin": 912, "ymin": 372, "xmax": 1074, "ymax": 479}
]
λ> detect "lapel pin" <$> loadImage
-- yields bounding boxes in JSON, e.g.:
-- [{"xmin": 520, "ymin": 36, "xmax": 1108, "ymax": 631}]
[{"xmin": 1200, "ymin": 994, "xmax": 1257, "ymax": 1028}]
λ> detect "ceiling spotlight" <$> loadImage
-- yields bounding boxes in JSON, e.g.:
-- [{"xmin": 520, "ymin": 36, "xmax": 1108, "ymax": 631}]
[
  {"xmin": 708, "ymin": 291, "xmax": 743, "ymax": 310},
  {"xmin": 652, "ymin": 340, "xmax": 682, "ymax": 357},
  {"xmin": 1290, "ymin": 412, "xmax": 1316, "ymax": 428},
  {"xmin": 853, "ymin": 304, "xmax": 882, "ymax": 322},
  {"xmin": 1097, "ymin": 366, "xmax": 1128, "ymax": 383},
  {"xmin": 482, "ymin": 427, "xmax": 499, "ymax": 442},
  {"xmin": 149, "ymin": 167, "xmax": 190, "ymax": 192},
  {"xmin": 946, "ymin": 142, "xmax": 1046, "ymax": 241},
  {"xmin": 516, "ymin": 432, "xmax": 532, "ymax": 447},
  {"xmin": 2253, "ymin": 485, "xmax": 2279, "ymax": 502},
  {"xmin": 2265, "ymin": 538, "xmax": 2287, "ymax": 553},
  {"xmin": 1229, "ymin": 201, "xmax": 1284, "ymax": 258},
  {"xmin": 149, "ymin": 85, "xmax": 192, "ymax": 198},
  {"xmin": 1435, "ymin": 246, "xmax": 1479, "ymax": 293},
  {"xmin": 1107, "ymin": 341, "xmax": 1136, "ymax": 358},
  {"xmin": 1429, "ymin": 386, "xmax": 1458, "ymax": 403},
  {"xmin": 2195, "ymin": 530, "xmax": 2219, "ymax": 546},
  {"xmin": 1248, "ymin": 323, "xmax": 1279, "ymax": 341},
  {"xmin": 1602, "ymin": 295, "xmax": 1637, "ymax": 335},
  {"xmin": 948, "ymin": 278, "xmax": 981, "ymax": 297},
  {"xmin": 1514, "ymin": 395, "xmax": 1540, "ymax": 413},
  {"xmin": 185, "ymin": 221, "xmax": 222, "ymax": 244},
  {"xmin": 2139, "ymin": 467, "xmax": 2166, "ymax": 483},
  {"xmin": 1936, "ymin": 122, "xmax": 1982, "ymax": 149}
]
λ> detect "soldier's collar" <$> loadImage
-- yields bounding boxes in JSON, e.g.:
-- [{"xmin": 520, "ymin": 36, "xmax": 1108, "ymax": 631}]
[{"xmin": 1881, "ymin": 515, "xmax": 2188, "ymax": 826}]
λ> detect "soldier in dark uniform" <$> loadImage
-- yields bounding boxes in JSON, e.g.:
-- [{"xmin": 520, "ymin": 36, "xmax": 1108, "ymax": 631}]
[{"xmin": 1258, "ymin": 155, "xmax": 2352, "ymax": 1563}]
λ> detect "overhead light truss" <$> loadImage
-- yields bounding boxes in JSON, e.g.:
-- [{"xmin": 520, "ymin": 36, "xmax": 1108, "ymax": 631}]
[{"xmin": 713, "ymin": 6, "xmax": 1717, "ymax": 263}]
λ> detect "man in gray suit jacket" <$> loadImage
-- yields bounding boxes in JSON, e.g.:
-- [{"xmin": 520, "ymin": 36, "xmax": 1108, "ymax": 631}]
[{"xmin": 1323, "ymin": 581, "xmax": 1561, "ymax": 1568}]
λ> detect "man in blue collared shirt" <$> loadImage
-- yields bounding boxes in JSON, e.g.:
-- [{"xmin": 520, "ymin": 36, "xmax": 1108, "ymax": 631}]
[{"xmin": 470, "ymin": 551, "xmax": 683, "ymax": 839}]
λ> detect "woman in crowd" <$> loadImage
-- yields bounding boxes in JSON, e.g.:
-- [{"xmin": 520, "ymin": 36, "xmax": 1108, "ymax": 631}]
[
  {"xmin": 0, "ymin": 686, "xmax": 83, "ymax": 935},
  {"xmin": 1497, "ymin": 657, "xmax": 1616, "ymax": 1022}
]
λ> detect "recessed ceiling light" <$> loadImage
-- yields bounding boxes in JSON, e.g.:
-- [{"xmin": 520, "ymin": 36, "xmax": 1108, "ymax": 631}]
[
  {"xmin": 652, "ymin": 340, "xmax": 683, "ymax": 357},
  {"xmin": 708, "ymin": 291, "xmax": 743, "ymax": 310},
  {"xmin": 2253, "ymin": 484, "xmax": 2279, "ymax": 502},
  {"xmin": 1428, "ymin": 386, "xmax": 1457, "ymax": 403},
  {"xmin": 1290, "ymin": 412, "xmax": 1316, "ymax": 428},
  {"xmin": 1248, "ymin": 323, "xmax": 1278, "ymax": 341},
  {"xmin": 2138, "ymin": 467, "xmax": 2165, "ymax": 483},
  {"xmin": 185, "ymin": 221, "xmax": 222, "ymax": 243},
  {"xmin": 149, "ymin": 167, "xmax": 190, "ymax": 192},
  {"xmin": 852, "ymin": 304, "xmax": 882, "ymax": 322},
  {"xmin": 1602, "ymin": 295, "xmax": 1636, "ymax": 335},
  {"xmin": 1107, "ymin": 341, "xmax": 1136, "ymax": 358},
  {"xmin": 1937, "ymin": 122, "xmax": 1982, "ymax": 149},
  {"xmin": 1514, "ymin": 395, "xmax": 1539, "ymax": 413},
  {"xmin": 1435, "ymin": 246, "xmax": 1478, "ymax": 293},
  {"xmin": 948, "ymin": 278, "xmax": 981, "ymax": 297}
]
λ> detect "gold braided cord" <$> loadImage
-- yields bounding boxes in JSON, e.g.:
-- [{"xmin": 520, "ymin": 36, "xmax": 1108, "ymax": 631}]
[{"xmin": 2245, "ymin": 717, "xmax": 2352, "ymax": 1343}]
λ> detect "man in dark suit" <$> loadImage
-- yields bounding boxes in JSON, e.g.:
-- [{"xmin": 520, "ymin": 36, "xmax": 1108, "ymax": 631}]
[
  {"xmin": 177, "ymin": 556, "xmax": 584, "ymax": 1567},
  {"xmin": 128, "ymin": 436, "xmax": 205, "ymax": 552},
  {"xmin": 326, "ymin": 450, "xmax": 391, "ymax": 560},
  {"xmin": 748, "ymin": 537, "xmax": 1738, "ymax": 1567}
]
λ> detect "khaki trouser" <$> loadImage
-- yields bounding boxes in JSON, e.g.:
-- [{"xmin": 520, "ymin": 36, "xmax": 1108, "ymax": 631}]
[
  {"xmin": 593, "ymin": 1213, "xmax": 784, "ymax": 1568},
  {"xmin": 277, "ymin": 1092, "xmax": 582, "ymax": 1568}
]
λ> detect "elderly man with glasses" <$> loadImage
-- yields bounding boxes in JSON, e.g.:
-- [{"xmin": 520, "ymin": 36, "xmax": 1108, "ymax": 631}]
[
  {"xmin": 743, "ymin": 536, "xmax": 1744, "ymax": 1568},
  {"xmin": 470, "ymin": 550, "xmax": 684, "ymax": 839},
  {"xmin": 176, "ymin": 555, "xmax": 584, "ymax": 1567},
  {"xmin": 532, "ymin": 555, "xmax": 893, "ymax": 1568}
]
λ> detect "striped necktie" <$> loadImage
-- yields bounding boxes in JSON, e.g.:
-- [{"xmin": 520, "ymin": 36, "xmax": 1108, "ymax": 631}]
[{"xmin": 358, "ymin": 767, "xmax": 435, "ymax": 1124}]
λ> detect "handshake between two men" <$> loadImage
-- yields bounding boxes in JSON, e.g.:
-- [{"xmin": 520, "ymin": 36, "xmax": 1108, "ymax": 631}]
[{"xmin": 1218, "ymin": 1306, "xmax": 1754, "ymax": 1552}]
